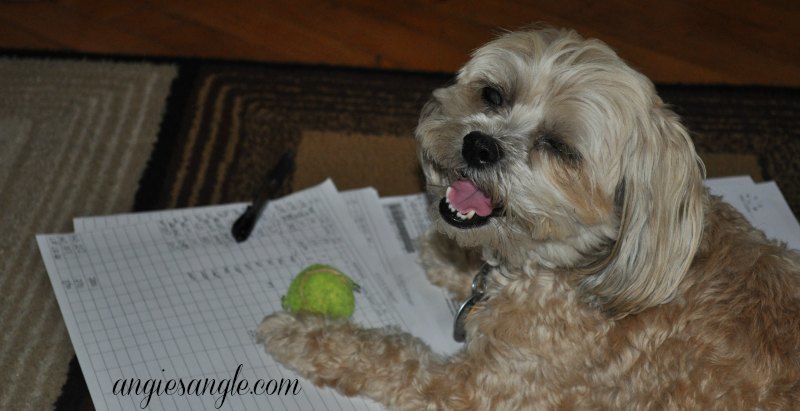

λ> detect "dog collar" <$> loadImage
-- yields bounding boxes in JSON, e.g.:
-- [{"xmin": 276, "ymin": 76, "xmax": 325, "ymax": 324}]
[{"xmin": 453, "ymin": 263, "xmax": 491, "ymax": 342}]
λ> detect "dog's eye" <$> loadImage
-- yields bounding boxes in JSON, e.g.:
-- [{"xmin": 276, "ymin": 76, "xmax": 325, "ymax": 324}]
[
  {"xmin": 481, "ymin": 86, "xmax": 503, "ymax": 108},
  {"xmin": 538, "ymin": 135, "xmax": 581, "ymax": 163}
]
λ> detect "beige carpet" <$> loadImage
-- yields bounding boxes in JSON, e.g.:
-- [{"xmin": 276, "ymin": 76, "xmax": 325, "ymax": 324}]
[
  {"xmin": 294, "ymin": 131, "xmax": 425, "ymax": 195},
  {"xmin": 0, "ymin": 58, "xmax": 176, "ymax": 410}
]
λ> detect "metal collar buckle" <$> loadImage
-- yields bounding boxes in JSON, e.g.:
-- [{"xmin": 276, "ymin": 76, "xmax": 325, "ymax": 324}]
[{"xmin": 453, "ymin": 264, "xmax": 490, "ymax": 342}]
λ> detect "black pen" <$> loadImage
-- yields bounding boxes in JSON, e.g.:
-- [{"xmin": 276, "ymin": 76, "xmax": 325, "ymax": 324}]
[{"xmin": 231, "ymin": 150, "xmax": 295, "ymax": 242}]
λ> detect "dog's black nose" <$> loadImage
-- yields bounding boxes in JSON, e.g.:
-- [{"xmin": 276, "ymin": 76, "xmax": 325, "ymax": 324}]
[{"xmin": 462, "ymin": 131, "xmax": 502, "ymax": 168}]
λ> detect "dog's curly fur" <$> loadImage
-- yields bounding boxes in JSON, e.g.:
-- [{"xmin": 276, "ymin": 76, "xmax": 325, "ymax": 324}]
[{"xmin": 259, "ymin": 27, "xmax": 800, "ymax": 409}]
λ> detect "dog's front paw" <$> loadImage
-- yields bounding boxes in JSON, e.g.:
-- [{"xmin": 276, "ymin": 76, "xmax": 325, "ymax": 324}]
[
  {"xmin": 259, "ymin": 312, "xmax": 439, "ymax": 406},
  {"xmin": 257, "ymin": 312, "xmax": 328, "ymax": 375}
]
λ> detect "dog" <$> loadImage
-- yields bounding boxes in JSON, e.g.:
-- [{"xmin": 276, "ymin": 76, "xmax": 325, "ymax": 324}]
[{"xmin": 258, "ymin": 27, "xmax": 800, "ymax": 409}]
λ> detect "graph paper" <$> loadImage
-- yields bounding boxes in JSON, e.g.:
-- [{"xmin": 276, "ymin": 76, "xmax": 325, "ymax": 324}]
[{"xmin": 38, "ymin": 181, "xmax": 422, "ymax": 410}]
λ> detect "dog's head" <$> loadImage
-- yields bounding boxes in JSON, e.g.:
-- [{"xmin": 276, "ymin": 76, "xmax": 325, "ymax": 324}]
[{"xmin": 416, "ymin": 27, "xmax": 705, "ymax": 316}]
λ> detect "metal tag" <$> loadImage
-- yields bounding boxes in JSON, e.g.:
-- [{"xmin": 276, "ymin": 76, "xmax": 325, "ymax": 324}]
[
  {"xmin": 453, "ymin": 293, "xmax": 481, "ymax": 342},
  {"xmin": 452, "ymin": 264, "xmax": 490, "ymax": 342}
]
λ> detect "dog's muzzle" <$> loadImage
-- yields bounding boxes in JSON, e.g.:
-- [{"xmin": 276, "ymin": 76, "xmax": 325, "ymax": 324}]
[{"xmin": 437, "ymin": 132, "xmax": 503, "ymax": 229}]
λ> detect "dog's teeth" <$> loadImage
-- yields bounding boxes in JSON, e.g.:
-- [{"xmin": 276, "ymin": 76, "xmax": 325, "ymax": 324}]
[
  {"xmin": 445, "ymin": 188, "xmax": 454, "ymax": 210},
  {"xmin": 454, "ymin": 210, "xmax": 475, "ymax": 220}
]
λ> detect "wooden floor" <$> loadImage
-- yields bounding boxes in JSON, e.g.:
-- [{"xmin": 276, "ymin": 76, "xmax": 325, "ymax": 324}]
[{"xmin": 0, "ymin": 0, "xmax": 798, "ymax": 86}]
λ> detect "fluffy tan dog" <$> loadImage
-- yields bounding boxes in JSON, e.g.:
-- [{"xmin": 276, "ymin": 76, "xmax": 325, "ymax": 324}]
[{"xmin": 259, "ymin": 27, "xmax": 800, "ymax": 409}]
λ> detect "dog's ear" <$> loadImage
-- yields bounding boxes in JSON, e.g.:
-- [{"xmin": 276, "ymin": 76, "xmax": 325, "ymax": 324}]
[{"xmin": 581, "ymin": 104, "xmax": 705, "ymax": 317}]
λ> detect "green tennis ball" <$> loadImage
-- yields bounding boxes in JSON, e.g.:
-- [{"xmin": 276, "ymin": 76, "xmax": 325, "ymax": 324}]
[{"xmin": 281, "ymin": 264, "xmax": 358, "ymax": 319}]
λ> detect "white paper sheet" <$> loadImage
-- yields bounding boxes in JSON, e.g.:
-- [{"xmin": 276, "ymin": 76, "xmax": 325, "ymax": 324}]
[{"xmin": 40, "ymin": 181, "xmax": 397, "ymax": 410}]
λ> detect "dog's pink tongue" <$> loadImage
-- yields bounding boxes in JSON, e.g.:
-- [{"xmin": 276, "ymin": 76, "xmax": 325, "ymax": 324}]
[{"xmin": 447, "ymin": 180, "xmax": 493, "ymax": 217}]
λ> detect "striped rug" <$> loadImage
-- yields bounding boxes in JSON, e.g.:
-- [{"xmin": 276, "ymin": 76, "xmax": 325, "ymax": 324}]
[
  {"xmin": 134, "ymin": 63, "xmax": 800, "ymax": 212},
  {"xmin": 0, "ymin": 58, "xmax": 176, "ymax": 411}
]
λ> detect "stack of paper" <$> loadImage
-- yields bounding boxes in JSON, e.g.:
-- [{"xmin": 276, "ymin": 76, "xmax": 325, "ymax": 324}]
[
  {"xmin": 39, "ymin": 180, "xmax": 458, "ymax": 410},
  {"xmin": 37, "ymin": 177, "xmax": 800, "ymax": 410}
]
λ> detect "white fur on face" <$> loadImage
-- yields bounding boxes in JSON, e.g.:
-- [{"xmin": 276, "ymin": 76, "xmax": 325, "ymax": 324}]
[{"xmin": 416, "ymin": 28, "xmax": 705, "ymax": 315}]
